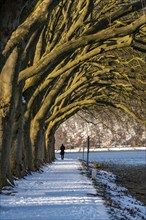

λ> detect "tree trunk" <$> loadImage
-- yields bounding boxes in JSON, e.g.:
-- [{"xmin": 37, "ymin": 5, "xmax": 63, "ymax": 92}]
[
  {"xmin": 45, "ymin": 127, "xmax": 56, "ymax": 163},
  {"xmin": 0, "ymin": 107, "xmax": 14, "ymax": 188},
  {"xmin": 30, "ymin": 119, "xmax": 44, "ymax": 169},
  {"xmin": 23, "ymin": 115, "xmax": 33, "ymax": 172},
  {"xmin": 11, "ymin": 88, "xmax": 25, "ymax": 178},
  {"xmin": 0, "ymin": 47, "xmax": 20, "ymax": 189},
  {"xmin": 37, "ymin": 129, "xmax": 46, "ymax": 165}
]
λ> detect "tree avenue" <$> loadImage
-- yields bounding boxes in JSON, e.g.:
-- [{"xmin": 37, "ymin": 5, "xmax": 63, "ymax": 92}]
[{"xmin": 0, "ymin": 0, "xmax": 146, "ymax": 189}]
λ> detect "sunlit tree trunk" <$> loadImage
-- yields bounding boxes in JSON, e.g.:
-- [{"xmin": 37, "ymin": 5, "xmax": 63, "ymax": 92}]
[
  {"xmin": 30, "ymin": 122, "xmax": 47, "ymax": 168},
  {"xmin": 30, "ymin": 118, "xmax": 44, "ymax": 169}
]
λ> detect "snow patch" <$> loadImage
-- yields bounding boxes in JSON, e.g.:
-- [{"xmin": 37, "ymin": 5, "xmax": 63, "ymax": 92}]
[
  {"xmin": 95, "ymin": 169, "xmax": 146, "ymax": 220},
  {"xmin": 22, "ymin": 96, "xmax": 26, "ymax": 104}
]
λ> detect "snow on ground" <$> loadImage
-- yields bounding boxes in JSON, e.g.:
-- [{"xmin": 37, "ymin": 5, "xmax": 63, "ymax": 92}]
[
  {"xmin": 55, "ymin": 147, "xmax": 146, "ymax": 153},
  {"xmin": 95, "ymin": 169, "xmax": 146, "ymax": 220},
  {"xmin": 0, "ymin": 158, "xmax": 110, "ymax": 220}
]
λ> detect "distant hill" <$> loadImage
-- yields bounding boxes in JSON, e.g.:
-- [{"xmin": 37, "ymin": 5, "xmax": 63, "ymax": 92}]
[{"xmin": 55, "ymin": 113, "xmax": 146, "ymax": 150}]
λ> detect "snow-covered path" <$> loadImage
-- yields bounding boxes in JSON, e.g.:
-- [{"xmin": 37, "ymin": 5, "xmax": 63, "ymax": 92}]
[{"xmin": 0, "ymin": 158, "xmax": 110, "ymax": 220}]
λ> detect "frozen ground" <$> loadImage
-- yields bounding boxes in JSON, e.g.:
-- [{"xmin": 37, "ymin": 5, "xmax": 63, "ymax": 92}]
[
  {"xmin": 0, "ymin": 158, "xmax": 110, "ymax": 220},
  {"xmin": 95, "ymin": 169, "xmax": 146, "ymax": 220}
]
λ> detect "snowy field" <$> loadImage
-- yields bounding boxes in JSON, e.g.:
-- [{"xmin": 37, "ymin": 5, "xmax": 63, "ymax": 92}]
[{"xmin": 56, "ymin": 149, "xmax": 146, "ymax": 165}]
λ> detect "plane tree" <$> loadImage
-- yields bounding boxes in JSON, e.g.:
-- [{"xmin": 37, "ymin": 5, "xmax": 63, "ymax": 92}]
[{"xmin": 0, "ymin": 0, "xmax": 146, "ymax": 189}]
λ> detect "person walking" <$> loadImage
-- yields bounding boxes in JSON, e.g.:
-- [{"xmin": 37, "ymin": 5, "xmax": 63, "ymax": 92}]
[{"xmin": 60, "ymin": 144, "xmax": 65, "ymax": 160}]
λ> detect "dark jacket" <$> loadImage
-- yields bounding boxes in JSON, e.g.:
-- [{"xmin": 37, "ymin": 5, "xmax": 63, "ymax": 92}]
[{"xmin": 60, "ymin": 144, "xmax": 65, "ymax": 155}]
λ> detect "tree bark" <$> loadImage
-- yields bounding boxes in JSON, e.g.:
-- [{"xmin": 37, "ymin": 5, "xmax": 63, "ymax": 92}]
[
  {"xmin": 11, "ymin": 87, "xmax": 25, "ymax": 178},
  {"xmin": 45, "ymin": 127, "xmax": 55, "ymax": 163},
  {"xmin": 23, "ymin": 111, "xmax": 33, "ymax": 172},
  {"xmin": 0, "ymin": 47, "xmax": 20, "ymax": 189},
  {"xmin": 30, "ymin": 119, "xmax": 44, "ymax": 169}
]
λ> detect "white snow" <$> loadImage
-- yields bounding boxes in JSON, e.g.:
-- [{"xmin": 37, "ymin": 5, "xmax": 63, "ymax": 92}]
[
  {"xmin": 95, "ymin": 169, "xmax": 146, "ymax": 220},
  {"xmin": 22, "ymin": 96, "xmax": 26, "ymax": 104},
  {"xmin": 0, "ymin": 159, "xmax": 110, "ymax": 220},
  {"xmin": 55, "ymin": 146, "xmax": 146, "ymax": 153},
  {"xmin": 1, "ymin": 158, "xmax": 145, "ymax": 220}
]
